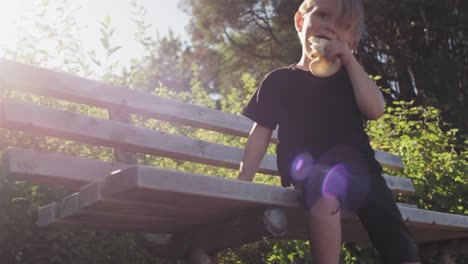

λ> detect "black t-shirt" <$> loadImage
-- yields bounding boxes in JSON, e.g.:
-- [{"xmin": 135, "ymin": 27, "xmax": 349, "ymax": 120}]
[{"xmin": 242, "ymin": 65, "xmax": 382, "ymax": 187}]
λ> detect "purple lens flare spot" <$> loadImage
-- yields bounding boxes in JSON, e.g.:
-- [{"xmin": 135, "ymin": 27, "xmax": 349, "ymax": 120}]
[
  {"xmin": 291, "ymin": 153, "xmax": 315, "ymax": 181},
  {"xmin": 322, "ymin": 164, "xmax": 349, "ymax": 199}
]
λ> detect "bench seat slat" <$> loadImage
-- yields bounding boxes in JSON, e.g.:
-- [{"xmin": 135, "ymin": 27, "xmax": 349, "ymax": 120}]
[
  {"xmin": 102, "ymin": 166, "xmax": 301, "ymax": 208},
  {"xmin": 78, "ymin": 182, "xmax": 220, "ymax": 218},
  {"xmin": 35, "ymin": 165, "xmax": 468, "ymax": 257},
  {"xmin": 39, "ymin": 199, "xmax": 468, "ymax": 260},
  {"xmin": 37, "ymin": 202, "xmax": 188, "ymax": 233},
  {"xmin": 0, "ymin": 59, "xmax": 404, "ymax": 171},
  {"xmin": 103, "ymin": 166, "xmax": 468, "ymax": 230},
  {"xmin": 36, "ymin": 164, "xmax": 467, "ymax": 232},
  {"xmin": 3, "ymin": 148, "xmax": 415, "ymax": 193}
]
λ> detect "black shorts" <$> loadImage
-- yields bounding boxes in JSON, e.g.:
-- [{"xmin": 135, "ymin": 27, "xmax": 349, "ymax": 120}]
[{"xmin": 292, "ymin": 159, "xmax": 420, "ymax": 263}]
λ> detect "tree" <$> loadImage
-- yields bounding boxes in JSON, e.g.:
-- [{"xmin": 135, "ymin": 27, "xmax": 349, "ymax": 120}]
[
  {"xmin": 179, "ymin": 0, "xmax": 302, "ymax": 93},
  {"xmin": 360, "ymin": 0, "xmax": 468, "ymax": 139},
  {"xmin": 180, "ymin": 0, "xmax": 468, "ymax": 136}
]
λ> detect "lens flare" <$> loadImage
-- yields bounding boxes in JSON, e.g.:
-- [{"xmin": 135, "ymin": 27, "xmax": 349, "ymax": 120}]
[
  {"xmin": 322, "ymin": 164, "xmax": 349, "ymax": 199},
  {"xmin": 295, "ymin": 159, "xmax": 304, "ymax": 171},
  {"xmin": 291, "ymin": 153, "xmax": 315, "ymax": 181}
]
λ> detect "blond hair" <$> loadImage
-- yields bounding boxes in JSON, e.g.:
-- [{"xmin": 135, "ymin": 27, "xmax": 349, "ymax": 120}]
[{"xmin": 298, "ymin": 0, "xmax": 365, "ymax": 42}]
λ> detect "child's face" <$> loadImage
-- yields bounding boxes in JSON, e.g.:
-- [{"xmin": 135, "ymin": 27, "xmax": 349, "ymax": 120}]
[{"xmin": 295, "ymin": 0, "xmax": 357, "ymax": 56}]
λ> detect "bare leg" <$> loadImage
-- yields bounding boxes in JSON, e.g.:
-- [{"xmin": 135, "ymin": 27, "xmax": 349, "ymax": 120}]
[
  {"xmin": 187, "ymin": 248, "xmax": 213, "ymax": 264},
  {"xmin": 307, "ymin": 196, "xmax": 342, "ymax": 264}
]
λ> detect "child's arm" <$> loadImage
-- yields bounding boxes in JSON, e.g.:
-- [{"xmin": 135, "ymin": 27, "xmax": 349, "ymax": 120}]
[
  {"xmin": 345, "ymin": 58, "xmax": 385, "ymax": 120},
  {"xmin": 238, "ymin": 123, "xmax": 273, "ymax": 182},
  {"xmin": 326, "ymin": 42, "xmax": 385, "ymax": 120}
]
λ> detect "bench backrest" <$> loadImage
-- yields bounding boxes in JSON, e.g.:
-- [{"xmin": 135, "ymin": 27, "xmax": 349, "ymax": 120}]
[{"xmin": 0, "ymin": 58, "xmax": 411, "ymax": 193}]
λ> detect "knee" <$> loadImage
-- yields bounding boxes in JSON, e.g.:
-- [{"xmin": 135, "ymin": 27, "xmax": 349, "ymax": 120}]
[{"xmin": 308, "ymin": 196, "xmax": 341, "ymax": 217}]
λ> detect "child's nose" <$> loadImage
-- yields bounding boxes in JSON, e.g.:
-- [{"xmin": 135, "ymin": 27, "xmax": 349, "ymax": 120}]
[{"xmin": 323, "ymin": 23, "xmax": 337, "ymax": 39}]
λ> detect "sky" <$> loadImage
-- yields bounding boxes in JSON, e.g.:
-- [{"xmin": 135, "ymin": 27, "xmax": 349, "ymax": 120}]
[{"xmin": 0, "ymin": 0, "xmax": 190, "ymax": 66}]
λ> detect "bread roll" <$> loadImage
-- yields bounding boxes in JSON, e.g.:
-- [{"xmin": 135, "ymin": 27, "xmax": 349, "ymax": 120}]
[{"xmin": 307, "ymin": 37, "xmax": 341, "ymax": 77}]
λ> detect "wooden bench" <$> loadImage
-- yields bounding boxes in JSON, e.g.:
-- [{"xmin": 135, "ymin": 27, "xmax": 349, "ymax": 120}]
[{"xmin": 1, "ymin": 58, "xmax": 468, "ymax": 262}]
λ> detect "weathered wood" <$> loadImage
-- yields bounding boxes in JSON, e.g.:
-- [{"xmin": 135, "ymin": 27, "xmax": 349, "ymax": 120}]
[
  {"xmin": 37, "ymin": 190, "xmax": 468, "ymax": 258},
  {"xmin": 0, "ymin": 98, "xmax": 278, "ymax": 175},
  {"xmin": 101, "ymin": 166, "xmax": 301, "ymax": 208},
  {"xmin": 2, "ymin": 148, "xmax": 415, "ymax": 195},
  {"xmin": 2, "ymin": 147, "xmax": 132, "ymax": 189},
  {"xmin": 1, "ymin": 99, "xmax": 405, "ymax": 176},
  {"xmin": 35, "ymin": 166, "xmax": 468, "ymax": 250},
  {"xmin": 400, "ymin": 206, "xmax": 468, "ymax": 230},
  {"xmin": 374, "ymin": 151, "xmax": 404, "ymax": 171},
  {"xmin": 37, "ymin": 192, "xmax": 206, "ymax": 233},
  {"xmin": 382, "ymin": 174, "xmax": 414, "ymax": 194},
  {"xmin": 2, "ymin": 103, "xmax": 410, "ymax": 187},
  {"xmin": 107, "ymin": 103, "xmax": 181, "ymax": 260},
  {"xmin": 0, "ymin": 58, "xmax": 256, "ymax": 138},
  {"xmin": 107, "ymin": 108, "xmax": 138, "ymax": 164},
  {"xmin": 396, "ymin": 202, "xmax": 418, "ymax": 208},
  {"xmin": 159, "ymin": 205, "xmax": 468, "ymax": 252},
  {"xmin": 78, "ymin": 182, "xmax": 208, "ymax": 216},
  {"xmin": 0, "ymin": 59, "xmax": 403, "ymax": 170},
  {"xmin": 37, "ymin": 202, "xmax": 190, "ymax": 232}
]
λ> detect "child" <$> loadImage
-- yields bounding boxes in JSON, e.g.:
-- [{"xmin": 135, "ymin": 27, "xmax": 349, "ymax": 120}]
[{"xmin": 238, "ymin": 0, "xmax": 420, "ymax": 263}]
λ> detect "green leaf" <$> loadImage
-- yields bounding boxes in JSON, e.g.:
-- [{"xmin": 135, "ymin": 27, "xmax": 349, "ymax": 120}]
[
  {"xmin": 105, "ymin": 15, "xmax": 111, "ymax": 26},
  {"xmin": 107, "ymin": 46, "xmax": 122, "ymax": 56},
  {"xmin": 100, "ymin": 37, "xmax": 109, "ymax": 49}
]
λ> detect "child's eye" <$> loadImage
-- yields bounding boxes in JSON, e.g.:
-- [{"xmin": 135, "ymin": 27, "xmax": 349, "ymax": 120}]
[
  {"xmin": 316, "ymin": 11, "xmax": 328, "ymax": 18},
  {"xmin": 341, "ymin": 24, "xmax": 351, "ymax": 31}
]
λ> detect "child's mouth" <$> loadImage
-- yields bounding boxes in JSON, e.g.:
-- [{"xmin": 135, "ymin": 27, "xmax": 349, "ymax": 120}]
[{"xmin": 314, "ymin": 35, "xmax": 330, "ymax": 40}]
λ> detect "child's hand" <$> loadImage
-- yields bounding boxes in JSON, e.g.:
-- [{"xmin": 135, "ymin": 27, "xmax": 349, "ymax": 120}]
[
  {"xmin": 307, "ymin": 37, "xmax": 342, "ymax": 77},
  {"xmin": 324, "ymin": 41, "xmax": 355, "ymax": 66}
]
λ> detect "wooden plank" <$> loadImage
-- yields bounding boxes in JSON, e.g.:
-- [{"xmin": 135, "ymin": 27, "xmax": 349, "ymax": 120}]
[
  {"xmin": 101, "ymin": 166, "xmax": 301, "ymax": 209},
  {"xmin": 177, "ymin": 207, "xmax": 468, "ymax": 255},
  {"xmin": 400, "ymin": 206, "xmax": 468, "ymax": 230},
  {"xmin": 397, "ymin": 203, "xmax": 418, "ymax": 208},
  {"xmin": 32, "ymin": 165, "xmax": 468, "ymax": 256},
  {"xmin": 2, "ymin": 148, "xmax": 132, "ymax": 189},
  {"xmin": 0, "ymin": 98, "xmax": 278, "ymax": 175},
  {"xmin": 37, "ymin": 202, "xmax": 190, "ymax": 232},
  {"xmin": 382, "ymin": 174, "xmax": 415, "ymax": 194},
  {"xmin": 78, "ymin": 181, "xmax": 237, "ymax": 222},
  {"xmin": 37, "ymin": 195, "xmax": 468, "ymax": 258},
  {"xmin": 0, "ymin": 59, "xmax": 403, "ymax": 170},
  {"xmin": 68, "ymin": 165, "xmax": 468, "ymax": 231},
  {"xmin": 150, "ymin": 207, "xmax": 468, "ymax": 252},
  {"xmin": 37, "ymin": 193, "xmax": 205, "ymax": 233},
  {"xmin": 2, "ymin": 148, "xmax": 415, "ymax": 194},
  {"xmin": 374, "ymin": 151, "xmax": 404, "ymax": 171},
  {"xmin": 0, "ymin": 58, "xmax": 256, "ymax": 138},
  {"xmin": 107, "ymin": 108, "xmax": 138, "ymax": 164},
  {"xmin": 175, "ymin": 208, "xmax": 292, "ymax": 256},
  {"xmin": 1, "ymin": 100, "xmax": 407, "ymax": 179}
]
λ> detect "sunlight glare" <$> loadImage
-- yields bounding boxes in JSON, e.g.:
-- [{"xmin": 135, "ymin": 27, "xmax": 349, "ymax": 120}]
[{"xmin": 0, "ymin": 0, "xmax": 23, "ymax": 53}]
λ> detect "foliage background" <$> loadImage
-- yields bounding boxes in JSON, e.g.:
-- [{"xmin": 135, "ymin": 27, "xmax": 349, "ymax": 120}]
[{"xmin": 0, "ymin": 0, "xmax": 467, "ymax": 263}]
